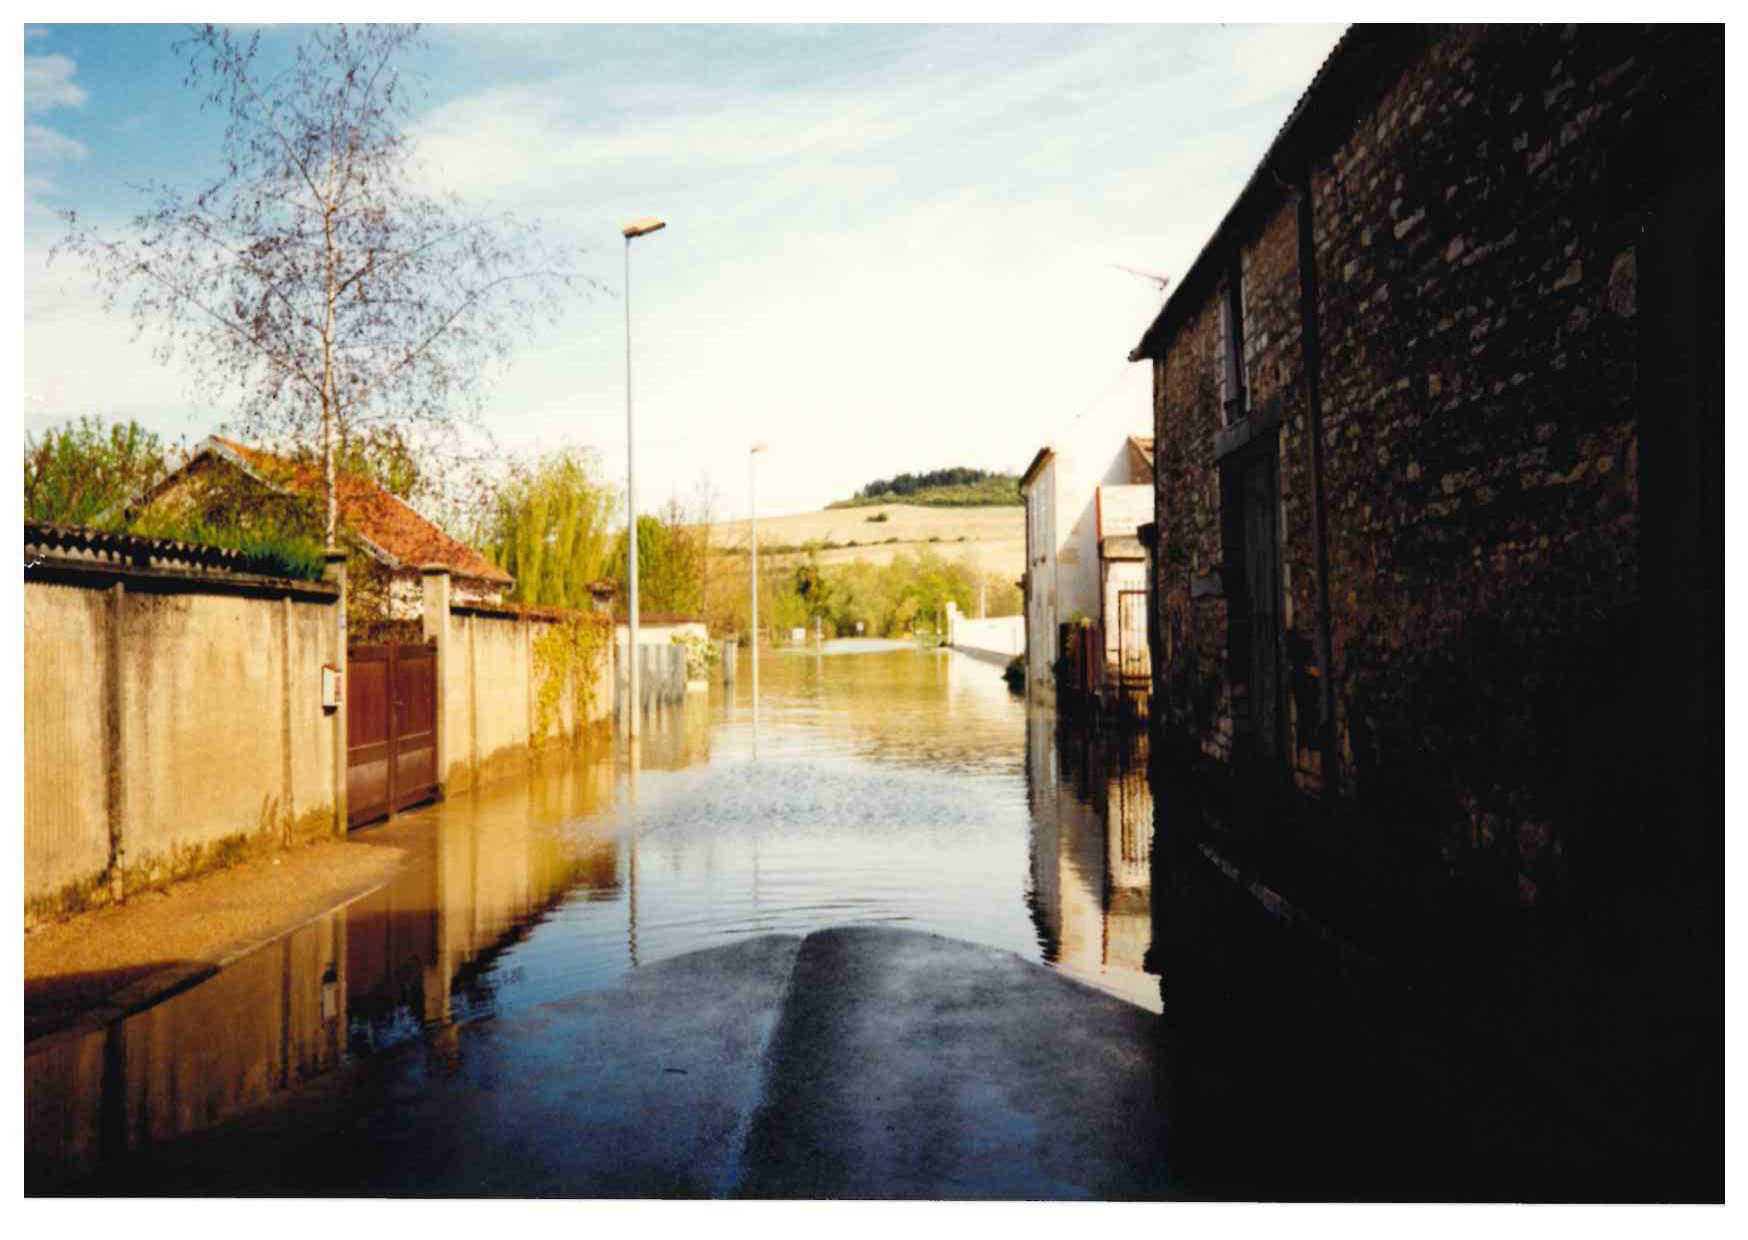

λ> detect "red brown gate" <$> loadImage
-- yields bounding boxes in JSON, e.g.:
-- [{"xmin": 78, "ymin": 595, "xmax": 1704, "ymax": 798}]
[{"xmin": 347, "ymin": 641, "xmax": 438, "ymax": 828}]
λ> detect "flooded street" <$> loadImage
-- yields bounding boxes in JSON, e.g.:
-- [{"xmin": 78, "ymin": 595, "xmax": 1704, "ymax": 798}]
[{"xmin": 27, "ymin": 644, "xmax": 1170, "ymax": 1196}]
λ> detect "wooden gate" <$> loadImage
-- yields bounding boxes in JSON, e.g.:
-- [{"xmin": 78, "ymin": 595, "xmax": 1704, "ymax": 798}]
[{"xmin": 347, "ymin": 641, "xmax": 438, "ymax": 828}]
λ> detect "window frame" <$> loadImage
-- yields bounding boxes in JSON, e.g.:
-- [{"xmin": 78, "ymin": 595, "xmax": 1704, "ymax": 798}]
[{"xmin": 1220, "ymin": 260, "xmax": 1248, "ymax": 426}]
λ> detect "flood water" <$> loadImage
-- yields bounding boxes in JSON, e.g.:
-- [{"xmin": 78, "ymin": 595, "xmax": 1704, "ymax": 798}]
[{"xmin": 26, "ymin": 643, "xmax": 1164, "ymax": 1193}]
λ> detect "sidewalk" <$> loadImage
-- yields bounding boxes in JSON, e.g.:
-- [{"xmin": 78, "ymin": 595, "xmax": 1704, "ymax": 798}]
[{"xmin": 25, "ymin": 826, "xmax": 411, "ymax": 1043}]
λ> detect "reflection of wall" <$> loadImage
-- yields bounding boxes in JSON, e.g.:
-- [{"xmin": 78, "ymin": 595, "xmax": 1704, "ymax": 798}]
[
  {"xmin": 26, "ymin": 746, "xmax": 626, "ymax": 1192},
  {"xmin": 1026, "ymin": 714, "xmax": 1160, "ymax": 1012},
  {"xmin": 346, "ymin": 753, "xmax": 623, "ymax": 1040},
  {"xmin": 634, "ymin": 690, "xmax": 713, "ymax": 772},
  {"xmin": 25, "ymin": 911, "xmax": 347, "ymax": 1192}
]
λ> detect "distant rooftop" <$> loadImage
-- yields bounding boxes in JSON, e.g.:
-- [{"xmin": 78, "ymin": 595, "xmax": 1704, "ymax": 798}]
[{"xmin": 199, "ymin": 437, "xmax": 512, "ymax": 585}]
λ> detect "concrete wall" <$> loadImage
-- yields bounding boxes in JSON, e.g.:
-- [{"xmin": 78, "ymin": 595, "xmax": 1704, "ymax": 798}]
[
  {"xmin": 25, "ymin": 567, "xmax": 341, "ymax": 922},
  {"xmin": 423, "ymin": 572, "xmax": 615, "ymax": 798},
  {"xmin": 947, "ymin": 609, "xmax": 1024, "ymax": 664},
  {"xmin": 24, "ymin": 584, "xmax": 112, "ymax": 910}
]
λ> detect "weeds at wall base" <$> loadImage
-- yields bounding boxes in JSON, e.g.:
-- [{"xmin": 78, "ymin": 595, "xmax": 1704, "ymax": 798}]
[{"xmin": 24, "ymin": 806, "xmax": 336, "ymax": 933}]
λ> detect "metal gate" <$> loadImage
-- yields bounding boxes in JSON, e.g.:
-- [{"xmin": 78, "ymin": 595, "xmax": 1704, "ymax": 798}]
[{"xmin": 347, "ymin": 641, "xmax": 438, "ymax": 828}]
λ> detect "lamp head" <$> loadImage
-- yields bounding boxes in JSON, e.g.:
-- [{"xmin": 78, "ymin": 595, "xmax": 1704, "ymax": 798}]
[
  {"xmin": 750, "ymin": 443, "xmax": 768, "ymax": 455},
  {"xmin": 622, "ymin": 217, "xmax": 667, "ymax": 239}
]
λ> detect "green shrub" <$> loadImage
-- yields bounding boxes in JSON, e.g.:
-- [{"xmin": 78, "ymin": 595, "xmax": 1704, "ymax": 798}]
[{"xmin": 128, "ymin": 512, "xmax": 327, "ymax": 581}]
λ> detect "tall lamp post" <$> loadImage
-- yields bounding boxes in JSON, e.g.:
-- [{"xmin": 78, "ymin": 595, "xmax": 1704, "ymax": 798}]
[
  {"xmin": 622, "ymin": 215, "xmax": 666, "ymax": 739},
  {"xmin": 749, "ymin": 443, "xmax": 768, "ymax": 729}
]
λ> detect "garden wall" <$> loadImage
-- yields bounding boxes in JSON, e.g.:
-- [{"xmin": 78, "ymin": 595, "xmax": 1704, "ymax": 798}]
[{"xmin": 24, "ymin": 526, "xmax": 342, "ymax": 924}]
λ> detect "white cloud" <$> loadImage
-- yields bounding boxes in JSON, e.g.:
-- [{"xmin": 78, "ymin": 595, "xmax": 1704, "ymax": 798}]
[
  {"xmin": 25, "ymin": 123, "xmax": 86, "ymax": 162},
  {"xmin": 24, "ymin": 52, "xmax": 86, "ymax": 113}
]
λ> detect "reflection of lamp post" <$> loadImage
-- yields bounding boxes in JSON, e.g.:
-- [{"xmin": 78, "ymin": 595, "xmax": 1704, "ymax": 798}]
[
  {"xmin": 622, "ymin": 215, "xmax": 667, "ymax": 739},
  {"xmin": 749, "ymin": 443, "xmax": 768, "ymax": 739}
]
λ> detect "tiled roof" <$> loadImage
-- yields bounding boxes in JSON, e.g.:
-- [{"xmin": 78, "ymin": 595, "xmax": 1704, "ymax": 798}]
[{"xmin": 205, "ymin": 437, "xmax": 513, "ymax": 585}]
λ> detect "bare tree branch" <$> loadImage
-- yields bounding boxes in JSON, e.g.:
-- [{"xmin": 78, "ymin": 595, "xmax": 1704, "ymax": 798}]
[{"xmin": 58, "ymin": 22, "xmax": 577, "ymax": 550}]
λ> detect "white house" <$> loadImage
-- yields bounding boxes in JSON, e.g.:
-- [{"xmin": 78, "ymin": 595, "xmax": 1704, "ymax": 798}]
[{"xmin": 1020, "ymin": 434, "xmax": 1153, "ymax": 705}]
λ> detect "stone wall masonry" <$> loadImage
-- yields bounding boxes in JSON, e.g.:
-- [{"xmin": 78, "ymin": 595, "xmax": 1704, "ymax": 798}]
[{"xmin": 1145, "ymin": 24, "xmax": 1721, "ymax": 910}]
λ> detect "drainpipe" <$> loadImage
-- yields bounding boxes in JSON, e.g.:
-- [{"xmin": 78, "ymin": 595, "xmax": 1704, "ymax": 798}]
[{"xmin": 1294, "ymin": 166, "xmax": 1340, "ymax": 792}]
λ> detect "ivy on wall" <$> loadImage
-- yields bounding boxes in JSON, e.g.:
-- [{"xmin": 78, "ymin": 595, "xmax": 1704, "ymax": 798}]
[
  {"xmin": 532, "ymin": 616, "xmax": 611, "ymax": 745},
  {"xmin": 673, "ymin": 630, "xmax": 716, "ymax": 682}
]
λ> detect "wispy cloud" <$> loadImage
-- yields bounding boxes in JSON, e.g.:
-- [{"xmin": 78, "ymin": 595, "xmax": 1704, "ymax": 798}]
[
  {"xmin": 25, "ymin": 122, "xmax": 86, "ymax": 162},
  {"xmin": 24, "ymin": 52, "xmax": 86, "ymax": 112},
  {"xmin": 24, "ymin": 48, "xmax": 88, "ymax": 174}
]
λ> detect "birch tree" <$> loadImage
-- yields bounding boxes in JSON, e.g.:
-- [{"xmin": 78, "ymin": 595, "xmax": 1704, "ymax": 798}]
[{"xmin": 57, "ymin": 24, "xmax": 575, "ymax": 549}]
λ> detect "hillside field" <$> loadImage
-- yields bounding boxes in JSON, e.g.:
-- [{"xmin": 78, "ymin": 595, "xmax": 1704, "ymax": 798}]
[{"xmin": 708, "ymin": 502, "xmax": 1024, "ymax": 580}]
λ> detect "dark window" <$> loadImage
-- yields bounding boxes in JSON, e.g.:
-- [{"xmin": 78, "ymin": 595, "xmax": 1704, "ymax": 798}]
[{"xmin": 1220, "ymin": 262, "xmax": 1247, "ymax": 425}]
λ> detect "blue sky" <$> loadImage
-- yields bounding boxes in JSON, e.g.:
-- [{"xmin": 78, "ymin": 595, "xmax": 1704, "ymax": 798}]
[{"xmin": 23, "ymin": 22, "xmax": 1344, "ymax": 519}]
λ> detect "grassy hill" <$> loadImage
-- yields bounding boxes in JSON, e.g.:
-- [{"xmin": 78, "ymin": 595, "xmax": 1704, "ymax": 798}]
[
  {"xmin": 824, "ymin": 467, "xmax": 1021, "ymax": 508},
  {"xmin": 707, "ymin": 502, "xmax": 1023, "ymax": 578}
]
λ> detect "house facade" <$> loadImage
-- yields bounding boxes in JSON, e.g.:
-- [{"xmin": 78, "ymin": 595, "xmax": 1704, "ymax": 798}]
[
  {"xmin": 1020, "ymin": 434, "xmax": 1153, "ymax": 706},
  {"xmin": 1132, "ymin": 24, "xmax": 1719, "ymax": 1169},
  {"xmin": 142, "ymin": 437, "xmax": 512, "ymax": 628}
]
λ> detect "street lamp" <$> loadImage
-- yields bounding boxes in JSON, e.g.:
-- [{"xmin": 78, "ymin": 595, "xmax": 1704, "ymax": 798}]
[
  {"xmin": 749, "ymin": 443, "xmax": 768, "ymax": 730},
  {"xmin": 622, "ymin": 215, "xmax": 666, "ymax": 739}
]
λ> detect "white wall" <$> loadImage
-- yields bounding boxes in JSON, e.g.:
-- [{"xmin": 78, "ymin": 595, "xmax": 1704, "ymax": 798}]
[
  {"xmin": 1023, "ymin": 416, "xmax": 1149, "ymax": 698},
  {"xmin": 1055, "ymin": 441, "xmax": 1145, "ymax": 624},
  {"xmin": 948, "ymin": 610, "xmax": 1025, "ymax": 661},
  {"xmin": 1024, "ymin": 456, "xmax": 1059, "ymax": 695}
]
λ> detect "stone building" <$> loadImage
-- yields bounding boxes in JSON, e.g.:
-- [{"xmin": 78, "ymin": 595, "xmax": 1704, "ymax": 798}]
[{"xmin": 1130, "ymin": 24, "xmax": 1719, "ymax": 1180}]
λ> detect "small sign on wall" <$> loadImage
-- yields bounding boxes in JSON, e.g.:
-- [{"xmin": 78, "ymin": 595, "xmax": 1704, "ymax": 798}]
[{"xmin": 322, "ymin": 664, "xmax": 342, "ymax": 711}]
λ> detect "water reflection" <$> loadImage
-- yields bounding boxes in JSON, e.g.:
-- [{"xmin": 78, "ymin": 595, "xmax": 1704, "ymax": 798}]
[
  {"xmin": 26, "ymin": 740, "xmax": 627, "ymax": 1192},
  {"xmin": 1025, "ymin": 714, "xmax": 1161, "ymax": 1013},
  {"xmin": 28, "ymin": 645, "xmax": 1163, "ymax": 1192},
  {"xmin": 26, "ymin": 911, "xmax": 348, "ymax": 1191}
]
